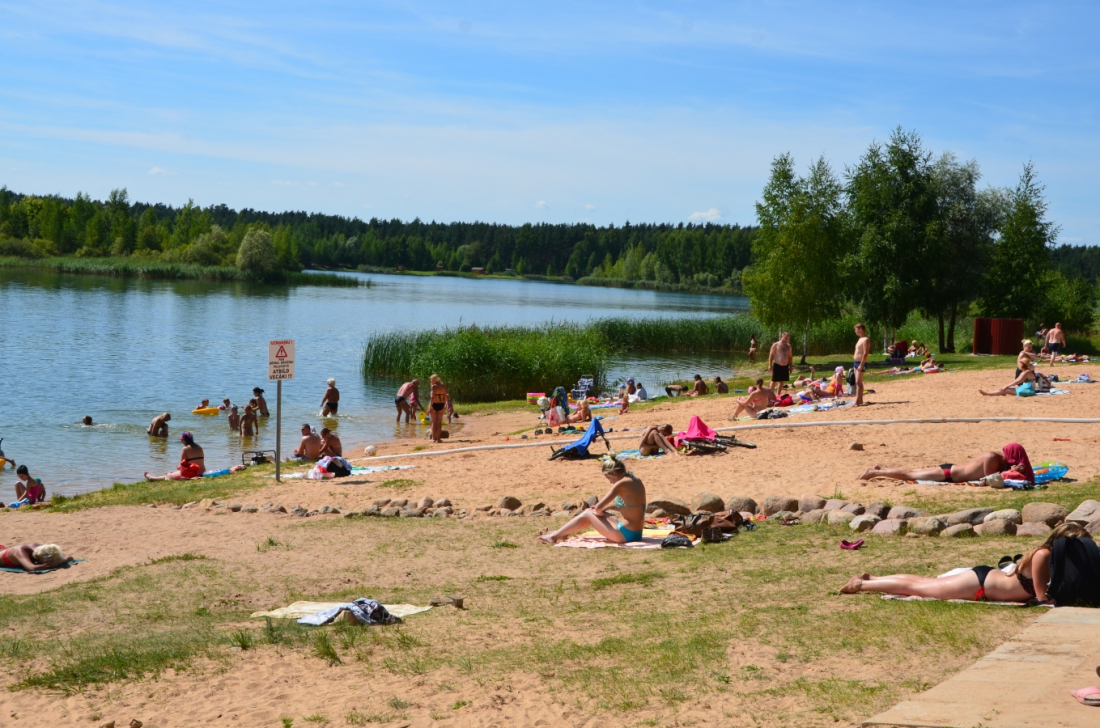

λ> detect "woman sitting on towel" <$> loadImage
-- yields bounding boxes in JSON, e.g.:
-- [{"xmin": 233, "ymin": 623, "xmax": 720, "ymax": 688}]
[
  {"xmin": 0, "ymin": 542, "xmax": 72, "ymax": 572},
  {"xmin": 839, "ymin": 523, "xmax": 1086, "ymax": 602},
  {"xmin": 979, "ymin": 358, "xmax": 1037, "ymax": 396},
  {"xmin": 538, "ymin": 457, "xmax": 647, "ymax": 544},
  {"xmin": 858, "ymin": 442, "xmax": 1034, "ymax": 484},
  {"xmin": 638, "ymin": 424, "xmax": 680, "ymax": 457},
  {"xmin": 144, "ymin": 431, "xmax": 205, "ymax": 481},
  {"xmin": 729, "ymin": 378, "xmax": 776, "ymax": 419}
]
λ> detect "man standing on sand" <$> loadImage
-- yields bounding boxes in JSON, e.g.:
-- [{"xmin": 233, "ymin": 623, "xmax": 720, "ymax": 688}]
[
  {"xmin": 853, "ymin": 323, "xmax": 870, "ymax": 406},
  {"xmin": 1046, "ymin": 322, "xmax": 1066, "ymax": 365},
  {"xmin": 767, "ymin": 332, "xmax": 792, "ymax": 393}
]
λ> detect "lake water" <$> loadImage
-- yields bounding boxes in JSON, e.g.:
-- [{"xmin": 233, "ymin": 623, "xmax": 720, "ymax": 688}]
[{"xmin": 0, "ymin": 269, "xmax": 747, "ymax": 496}]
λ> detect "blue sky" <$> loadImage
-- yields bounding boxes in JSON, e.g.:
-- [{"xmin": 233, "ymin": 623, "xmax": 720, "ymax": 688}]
[{"xmin": 1, "ymin": 1, "xmax": 1098, "ymax": 242}]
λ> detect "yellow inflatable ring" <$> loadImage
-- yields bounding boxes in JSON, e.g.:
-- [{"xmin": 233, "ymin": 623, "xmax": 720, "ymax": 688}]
[{"xmin": 192, "ymin": 407, "xmax": 221, "ymax": 416}]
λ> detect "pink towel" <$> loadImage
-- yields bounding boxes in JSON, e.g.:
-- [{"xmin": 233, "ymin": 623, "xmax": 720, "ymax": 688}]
[{"xmin": 674, "ymin": 415, "xmax": 717, "ymax": 447}]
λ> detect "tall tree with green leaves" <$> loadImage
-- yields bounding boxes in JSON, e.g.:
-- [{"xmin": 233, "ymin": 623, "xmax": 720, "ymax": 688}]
[
  {"xmin": 922, "ymin": 154, "xmax": 1002, "ymax": 351},
  {"xmin": 978, "ymin": 163, "xmax": 1058, "ymax": 319},
  {"xmin": 845, "ymin": 128, "xmax": 939, "ymax": 338},
  {"xmin": 744, "ymin": 153, "xmax": 850, "ymax": 363}
]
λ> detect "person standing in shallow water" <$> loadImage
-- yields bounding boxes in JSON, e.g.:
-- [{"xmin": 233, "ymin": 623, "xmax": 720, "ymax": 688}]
[
  {"xmin": 321, "ymin": 378, "xmax": 340, "ymax": 416},
  {"xmin": 253, "ymin": 388, "xmax": 270, "ymax": 417},
  {"xmin": 428, "ymin": 375, "xmax": 447, "ymax": 442},
  {"xmin": 148, "ymin": 412, "xmax": 170, "ymax": 437}
]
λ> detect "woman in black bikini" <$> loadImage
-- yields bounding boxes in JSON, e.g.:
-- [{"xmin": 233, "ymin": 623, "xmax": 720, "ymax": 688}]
[
  {"xmin": 858, "ymin": 443, "xmax": 1034, "ymax": 484},
  {"xmin": 838, "ymin": 523, "xmax": 1087, "ymax": 601},
  {"xmin": 428, "ymin": 375, "xmax": 447, "ymax": 442}
]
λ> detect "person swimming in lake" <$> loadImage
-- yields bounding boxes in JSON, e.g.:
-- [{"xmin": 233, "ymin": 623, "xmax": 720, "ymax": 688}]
[
  {"xmin": 148, "ymin": 412, "xmax": 171, "ymax": 437},
  {"xmin": 638, "ymin": 424, "xmax": 680, "ymax": 457},
  {"xmin": 14, "ymin": 465, "xmax": 46, "ymax": 504},
  {"xmin": 219, "ymin": 397, "xmax": 232, "ymax": 411},
  {"xmin": 144, "ymin": 431, "xmax": 205, "ymax": 481},
  {"xmin": 538, "ymin": 457, "xmax": 647, "ymax": 544},
  {"xmin": 319, "ymin": 427, "xmax": 343, "ymax": 457},
  {"xmin": 227, "ymin": 405, "xmax": 240, "ymax": 431},
  {"xmin": 253, "ymin": 388, "xmax": 270, "ymax": 417},
  {"xmin": 195, "ymin": 398, "xmax": 211, "ymax": 410},
  {"xmin": 858, "ymin": 442, "xmax": 1034, "ymax": 484},
  {"xmin": 321, "ymin": 378, "xmax": 340, "ymax": 416},
  {"xmin": 0, "ymin": 543, "xmax": 72, "ymax": 572},
  {"xmin": 81, "ymin": 415, "xmax": 93, "ymax": 426},
  {"xmin": 239, "ymin": 404, "xmax": 257, "ymax": 437},
  {"xmin": 838, "ymin": 523, "xmax": 1085, "ymax": 602}
]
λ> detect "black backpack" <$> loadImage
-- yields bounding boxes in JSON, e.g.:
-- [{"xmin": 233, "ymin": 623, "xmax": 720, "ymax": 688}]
[{"xmin": 1048, "ymin": 537, "xmax": 1100, "ymax": 608}]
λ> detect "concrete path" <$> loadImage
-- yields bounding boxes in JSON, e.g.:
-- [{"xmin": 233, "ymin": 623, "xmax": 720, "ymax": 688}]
[{"xmin": 865, "ymin": 607, "xmax": 1100, "ymax": 728}]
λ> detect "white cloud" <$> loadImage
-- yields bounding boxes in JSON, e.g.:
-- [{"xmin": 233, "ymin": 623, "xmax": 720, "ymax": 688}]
[
  {"xmin": 271, "ymin": 180, "xmax": 294, "ymax": 186},
  {"xmin": 584, "ymin": 203, "xmax": 596, "ymax": 210},
  {"xmin": 535, "ymin": 200, "xmax": 549, "ymax": 209},
  {"xmin": 689, "ymin": 208, "xmax": 722, "ymax": 222},
  {"xmin": 148, "ymin": 166, "xmax": 172, "ymax": 175}
]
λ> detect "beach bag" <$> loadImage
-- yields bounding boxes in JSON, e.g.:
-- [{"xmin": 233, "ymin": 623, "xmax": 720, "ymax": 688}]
[
  {"xmin": 661, "ymin": 533, "xmax": 694, "ymax": 548},
  {"xmin": 670, "ymin": 512, "xmax": 714, "ymax": 537},
  {"xmin": 1016, "ymin": 382, "xmax": 1036, "ymax": 397},
  {"xmin": 777, "ymin": 394, "xmax": 793, "ymax": 406},
  {"xmin": 1034, "ymin": 373, "xmax": 1053, "ymax": 393},
  {"xmin": 1048, "ymin": 537, "xmax": 1100, "ymax": 608},
  {"xmin": 845, "ymin": 368, "xmax": 856, "ymax": 386},
  {"xmin": 979, "ymin": 473, "xmax": 1005, "ymax": 489}
]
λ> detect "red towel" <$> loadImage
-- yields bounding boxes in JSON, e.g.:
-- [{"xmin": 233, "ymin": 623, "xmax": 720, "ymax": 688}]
[{"xmin": 674, "ymin": 415, "xmax": 717, "ymax": 447}]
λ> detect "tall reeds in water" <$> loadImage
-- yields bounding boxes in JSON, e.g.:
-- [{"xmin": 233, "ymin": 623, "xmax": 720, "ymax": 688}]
[{"xmin": 362, "ymin": 324, "xmax": 608, "ymax": 403}]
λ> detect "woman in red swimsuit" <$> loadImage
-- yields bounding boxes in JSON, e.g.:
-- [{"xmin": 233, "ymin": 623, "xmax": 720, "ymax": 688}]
[
  {"xmin": 838, "ymin": 523, "xmax": 1087, "ymax": 601},
  {"xmin": 144, "ymin": 432, "xmax": 205, "ymax": 481},
  {"xmin": 0, "ymin": 543, "xmax": 72, "ymax": 571}
]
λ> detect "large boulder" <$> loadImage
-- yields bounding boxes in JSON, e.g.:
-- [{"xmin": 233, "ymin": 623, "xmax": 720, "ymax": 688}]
[
  {"xmin": 864, "ymin": 503, "xmax": 890, "ymax": 520},
  {"xmin": 841, "ymin": 502, "xmax": 866, "ymax": 516},
  {"xmin": 799, "ymin": 495, "xmax": 826, "ymax": 513},
  {"xmin": 498, "ymin": 496, "xmax": 522, "ymax": 511},
  {"xmin": 725, "ymin": 496, "xmax": 758, "ymax": 514},
  {"xmin": 909, "ymin": 517, "xmax": 947, "ymax": 536},
  {"xmin": 1016, "ymin": 522, "xmax": 1053, "ymax": 537},
  {"xmin": 801, "ymin": 509, "xmax": 827, "ymax": 524},
  {"xmin": 691, "ymin": 492, "xmax": 725, "ymax": 513},
  {"xmin": 827, "ymin": 510, "xmax": 856, "ymax": 527},
  {"xmin": 984, "ymin": 509, "xmax": 1022, "ymax": 525},
  {"xmin": 850, "ymin": 514, "xmax": 881, "ymax": 532},
  {"xmin": 1021, "ymin": 502, "xmax": 1069, "ymax": 527},
  {"xmin": 1067, "ymin": 500, "xmax": 1100, "ymax": 525},
  {"xmin": 763, "ymin": 496, "xmax": 799, "ymax": 516},
  {"xmin": 648, "ymin": 495, "xmax": 691, "ymax": 517},
  {"xmin": 946, "ymin": 508, "xmax": 994, "ymax": 527},
  {"xmin": 942, "ymin": 523, "xmax": 976, "ymax": 538},
  {"xmin": 887, "ymin": 506, "xmax": 921, "ymax": 520},
  {"xmin": 823, "ymin": 499, "xmax": 848, "ymax": 512},
  {"xmin": 872, "ymin": 519, "xmax": 908, "ymax": 536},
  {"xmin": 975, "ymin": 519, "xmax": 1017, "ymax": 537},
  {"xmin": 1085, "ymin": 517, "xmax": 1100, "ymax": 538}
]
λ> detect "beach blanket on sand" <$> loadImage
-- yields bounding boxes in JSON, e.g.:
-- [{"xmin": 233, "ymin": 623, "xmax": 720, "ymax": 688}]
[
  {"xmin": 555, "ymin": 529, "xmax": 699, "ymax": 550},
  {"xmin": 268, "ymin": 464, "xmax": 415, "ymax": 480},
  {"xmin": 1035, "ymin": 388, "xmax": 1070, "ymax": 396},
  {"xmin": 787, "ymin": 400, "xmax": 854, "ymax": 414},
  {"xmin": 0, "ymin": 559, "xmax": 84, "ymax": 574},
  {"xmin": 879, "ymin": 565, "xmax": 1054, "ymax": 607},
  {"xmin": 251, "ymin": 601, "xmax": 432, "ymax": 621},
  {"xmin": 615, "ymin": 448, "xmax": 664, "ymax": 460}
]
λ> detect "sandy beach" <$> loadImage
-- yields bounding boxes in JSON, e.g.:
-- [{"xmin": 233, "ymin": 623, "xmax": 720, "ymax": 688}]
[{"xmin": 2, "ymin": 365, "xmax": 1099, "ymax": 727}]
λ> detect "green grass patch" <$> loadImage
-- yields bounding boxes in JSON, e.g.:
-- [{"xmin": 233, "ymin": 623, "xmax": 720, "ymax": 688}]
[
  {"xmin": 590, "ymin": 571, "xmax": 664, "ymax": 590},
  {"xmin": 378, "ymin": 478, "xmax": 419, "ymax": 490},
  {"xmin": 476, "ymin": 575, "xmax": 512, "ymax": 582},
  {"xmin": 148, "ymin": 553, "xmax": 207, "ymax": 565},
  {"xmin": 48, "ymin": 466, "xmax": 271, "ymax": 512}
]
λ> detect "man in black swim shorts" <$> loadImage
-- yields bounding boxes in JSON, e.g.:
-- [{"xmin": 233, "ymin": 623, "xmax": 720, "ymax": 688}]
[{"xmin": 768, "ymin": 331, "xmax": 792, "ymax": 393}]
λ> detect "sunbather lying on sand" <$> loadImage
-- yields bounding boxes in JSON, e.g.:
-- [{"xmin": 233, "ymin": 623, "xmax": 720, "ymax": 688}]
[
  {"xmin": 729, "ymin": 378, "xmax": 776, "ymax": 419},
  {"xmin": 538, "ymin": 457, "xmax": 646, "ymax": 544},
  {"xmin": 858, "ymin": 442, "xmax": 1034, "ymax": 483},
  {"xmin": 839, "ymin": 523, "xmax": 1085, "ymax": 602},
  {"xmin": 0, "ymin": 542, "xmax": 73, "ymax": 571},
  {"xmin": 638, "ymin": 424, "xmax": 680, "ymax": 457},
  {"xmin": 979, "ymin": 359, "xmax": 1036, "ymax": 396}
]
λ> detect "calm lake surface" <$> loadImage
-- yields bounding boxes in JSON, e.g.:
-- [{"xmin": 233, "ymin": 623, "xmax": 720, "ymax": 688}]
[{"xmin": 0, "ymin": 269, "xmax": 747, "ymax": 496}]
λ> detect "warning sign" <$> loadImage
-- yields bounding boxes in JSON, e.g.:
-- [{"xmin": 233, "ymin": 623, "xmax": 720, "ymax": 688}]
[{"xmin": 268, "ymin": 339, "xmax": 295, "ymax": 381}]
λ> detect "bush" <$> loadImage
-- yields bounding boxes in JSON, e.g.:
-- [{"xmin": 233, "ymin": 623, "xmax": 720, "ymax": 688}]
[{"xmin": 236, "ymin": 229, "xmax": 276, "ymax": 274}]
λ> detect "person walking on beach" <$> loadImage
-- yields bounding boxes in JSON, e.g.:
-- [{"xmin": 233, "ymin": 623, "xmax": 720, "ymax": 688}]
[
  {"xmin": 148, "ymin": 412, "xmax": 171, "ymax": 438},
  {"xmin": 1046, "ymin": 323, "xmax": 1066, "ymax": 365},
  {"xmin": 395, "ymin": 380, "xmax": 421, "ymax": 424},
  {"xmin": 853, "ymin": 323, "xmax": 870, "ymax": 406},
  {"xmin": 748, "ymin": 334, "xmax": 758, "ymax": 364},
  {"xmin": 767, "ymin": 332, "xmax": 792, "ymax": 393},
  {"xmin": 428, "ymin": 375, "xmax": 448, "ymax": 442},
  {"xmin": 253, "ymin": 388, "xmax": 270, "ymax": 417},
  {"xmin": 321, "ymin": 378, "xmax": 340, "ymax": 416}
]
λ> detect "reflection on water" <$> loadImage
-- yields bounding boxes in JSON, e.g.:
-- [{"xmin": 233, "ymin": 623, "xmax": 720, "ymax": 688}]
[{"xmin": 0, "ymin": 268, "xmax": 745, "ymax": 496}]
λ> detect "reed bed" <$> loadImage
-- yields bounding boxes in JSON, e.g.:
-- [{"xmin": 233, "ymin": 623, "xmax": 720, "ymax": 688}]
[
  {"xmin": 0, "ymin": 256, "xmax": 365, "ymax": 287},
  {"xmin": 363, "ymin": 324, "xmax": 608, "ymax": 402}
]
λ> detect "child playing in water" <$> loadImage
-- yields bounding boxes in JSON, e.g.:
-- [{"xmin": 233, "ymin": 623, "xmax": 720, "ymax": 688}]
[
  {"xmin": 196, "ymin": 398, "xmax": 211, "ymax": 410},
  {"xmin": 239, "ymin": 405, "xmax": 257, "ymax": 437},
  {"xmin": 227, "ymin": 405, "xmax": 240, "ymax": 430}
]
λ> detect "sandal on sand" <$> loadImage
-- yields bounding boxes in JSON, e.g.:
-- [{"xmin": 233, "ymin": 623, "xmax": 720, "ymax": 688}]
[
  {"xmin": 1069, "ymin": 686, "xmax": 1100, "ymax": 706},
  {"xmin": 840, "ymin": 539, "xmax": 864, "ymax": 550}
]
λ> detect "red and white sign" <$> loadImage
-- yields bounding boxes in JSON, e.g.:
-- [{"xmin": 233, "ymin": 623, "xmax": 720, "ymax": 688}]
[{"xmin": 268, "ymin": 339, "xmax": 295, "ymax": 381}]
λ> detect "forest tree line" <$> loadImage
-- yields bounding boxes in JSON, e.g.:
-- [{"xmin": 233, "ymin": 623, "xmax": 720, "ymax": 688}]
[{"xmin": 0, "ymin": 187, "xmax": 754, "ymax": 290}]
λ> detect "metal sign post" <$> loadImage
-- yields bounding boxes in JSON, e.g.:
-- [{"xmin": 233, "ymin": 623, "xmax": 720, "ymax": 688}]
[{"xmin": 268, "ymin": 339, "xmax": 295, "ymax": 481}]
